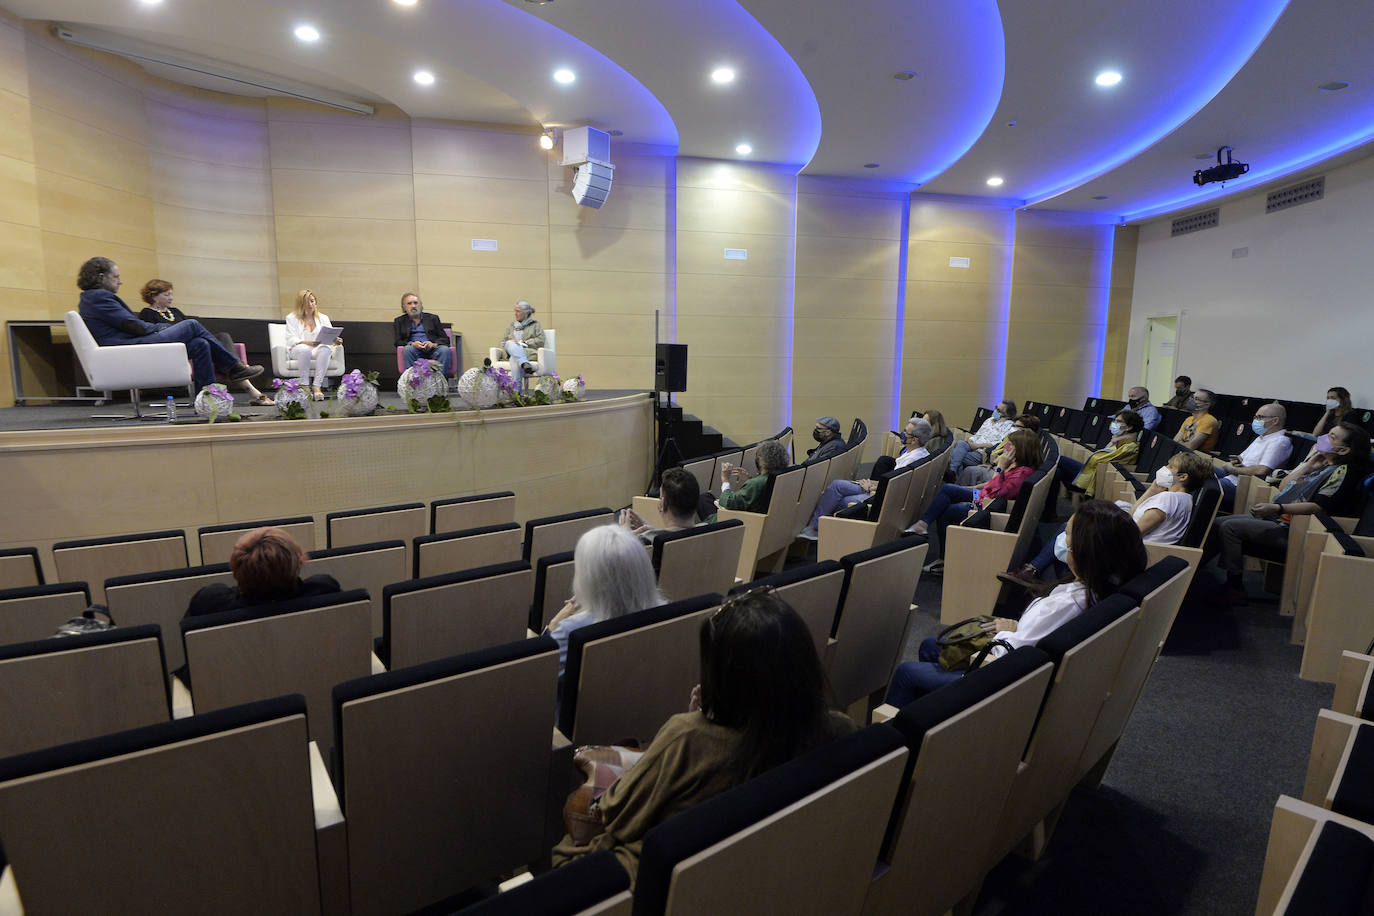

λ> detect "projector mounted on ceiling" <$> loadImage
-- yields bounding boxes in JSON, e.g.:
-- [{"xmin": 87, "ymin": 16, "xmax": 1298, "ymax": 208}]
[{"xmin": 1193, "ymin": 146, "xmax": 1249, "ymax": 187}]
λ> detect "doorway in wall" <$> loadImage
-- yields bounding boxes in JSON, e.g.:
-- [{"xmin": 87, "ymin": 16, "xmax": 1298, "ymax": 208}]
[{"xmin": 1142, "ymin": 316, "xmax": 1178, "ymax": 402}]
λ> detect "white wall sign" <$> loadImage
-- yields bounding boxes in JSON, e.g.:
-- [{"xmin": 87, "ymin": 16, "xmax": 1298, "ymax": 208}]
[
  {"xmin": 948, "ymin": 256, "xmax": 971, "ymax": 269},
  {"xmin": 471, "ymin": 239, "xmax": 498, "ymax": 251},
  {"xmin": 724, "ymin": 248, "xmax": 748, "ymax": 260}
]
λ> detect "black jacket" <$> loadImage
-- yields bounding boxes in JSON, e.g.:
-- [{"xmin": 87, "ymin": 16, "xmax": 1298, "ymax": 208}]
[{"xmin": 394, "ymin": 312, "xmax": 449, "ymax": 348}]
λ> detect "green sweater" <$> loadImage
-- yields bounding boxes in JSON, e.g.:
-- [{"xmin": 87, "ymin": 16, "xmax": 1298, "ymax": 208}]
[{"xmin": 710, "ymin": 472, "xmax": 771, "ymax": 520}]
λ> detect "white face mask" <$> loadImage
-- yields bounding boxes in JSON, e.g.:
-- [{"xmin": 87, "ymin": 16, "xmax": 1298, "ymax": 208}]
[
  {"xmin": 1109, "ymin": 421, "xmax": 1126, "ymax": 436},
  {"xmin": 1155, "ymin": 466, "xmax": 1175, "ymax": 487},
  {"xmin": 1327, "ymin": 399, "xmax": 1340, "ymax": 410},
  {"xmin": 1053, "ymin": 530, "xmax": 1070, "ymax": 564}
]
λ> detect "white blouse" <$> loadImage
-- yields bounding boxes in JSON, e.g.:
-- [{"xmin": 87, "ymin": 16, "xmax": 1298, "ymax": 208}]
[
  {"xmin": 284, "ymin": 311, "xmax": 333, "ymax": 349},
  {"xmin": 992, "ymin": 581, "xmax": 1091, "ymax": 657}
]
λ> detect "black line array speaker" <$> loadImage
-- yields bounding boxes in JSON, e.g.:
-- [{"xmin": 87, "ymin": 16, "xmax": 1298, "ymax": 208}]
[{"xmin": 655, "ymin": 343, "xmax": 688, "ymax": 393}]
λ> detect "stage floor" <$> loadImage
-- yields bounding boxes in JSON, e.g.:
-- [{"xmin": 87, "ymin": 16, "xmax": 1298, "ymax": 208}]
[{"xmin": 0, "ymin": 389, "xmax": 648, "ymax": 433}]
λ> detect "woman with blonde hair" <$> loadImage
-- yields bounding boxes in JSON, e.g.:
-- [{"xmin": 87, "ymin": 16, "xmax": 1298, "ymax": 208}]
[{"xmin": 284, "ymin": 289, "xmax": 341, "ymax": 400}]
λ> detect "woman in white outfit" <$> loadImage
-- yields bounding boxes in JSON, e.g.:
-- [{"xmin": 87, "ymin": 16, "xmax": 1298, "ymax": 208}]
[{"xmin": 284, "ymin": 289, "xmax": 339, "ymax": 400}]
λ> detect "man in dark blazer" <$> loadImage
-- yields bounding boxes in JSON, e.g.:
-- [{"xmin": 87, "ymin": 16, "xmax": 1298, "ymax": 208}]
[{"xmin": 394, "ymin": 292, "xmax": 453, "ymax": 375}]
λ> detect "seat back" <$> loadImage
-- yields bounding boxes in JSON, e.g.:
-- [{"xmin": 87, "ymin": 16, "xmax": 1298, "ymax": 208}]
[
  {"xmin": 652, "ymin": 521, "xmax": 745, "ymax": 602},
  {"xmin": 732, "ymin": 560, "xmax": 846, "ymax": 658},
  {"xmin": 1273, "ymin": 815, "xmax": 1374, "ymax": 916},
  {"xmin": 105, "ymin": 564, "xmax": 236, "ymax": 676},
  {"xmin": 455, "ymin": 851, "xmax": 630, "ymax": 916},
  {"xmin": 756, "ymin": 464, "xmax": 808, "ymax": 561},
  {"xmin": 738, "ymin": 440, "xmax": 763, "ymax": 477},
  {"xmin": 52, "ymin": 529, "xmax": 189, "ymax": 604},
  {"xmin": 413, "ymin": 523, "xmax": 523, "ymax": 578},
  {"xmin": 869, "ymin": 648, "xmax": 1056, "ymax": 916},
  {"xmin": 198, "ymin": 516, "xmax": 316, "ymax": 566},
  {"xmin": 1299, "ymin": 532, "xmax": 1374, "ymax": 683},
  {"xmin": 707, "ymin": 450, "xmax": 745, "ymax": 496},
  {"xmin": 560, "ymin": 594, "xmax": 722, "ymax": 745},
  {"xmin": 524, "ymin": 508, "xmax": 615, "ymax": 568},
  {"xmin": 774, "ymin": 426, "xmax": 794, "ymax": 464},
  {"xmin": 431, "ymin": 491, "xmax": 517, "ymax": 535},
  {"xmin": 306, "ymin": 540, "xmax": 407, "ymax": 638},
  {"xmin": 382, "ymin": 562, "xmax": 533, "ymax": 670},
  {"xmin": 869, "ymin": 465, "xmax": 918, "ymax": 542},
  {"xmin": 64, "ymin": 309, "xmax": 100, "ymax": 369},
  {"xmin": 1077, "ymin": 557, "xmax": 1191, "ymax": 779},
  {"xmin": 333, "ymin": 637, "xmax": 559, "ymax": 915},
  {"xmin": 181, "ymin": 590, "xmax": 372, "ymax": 757},
  {"xmin": 531, "ymin": 549, "xmax": 577, "ymax": 633},
  {"xmin": 0, "ymin": 582, "xmax": 91, "ymax": 646},
  {"xmin": 996, "ymin": 465, "xmax": 1057, "ymax": 589},
  {"xmin": 0, "ymin": 695, "xmax": 320, "ymax": 914},
  {"xmin": 328, "ymin": 502, "xmax": 427, "ymax": 571},
  {"xmin": 828, "ymin": 539, "xmax": 928, "ymax": 709},
  {"xmin": 0, "ymin": 547, "xmax": 43, "ymax": 589},
  {"xmin": 990, "ymin": 593, "xmax": 1140, "ymax": 866},
  {"xmin": 791, "ymin": 458, "xmax": 833, "ymax": 534},
  {"xmin": 0, "ymin": 625, "xmax": 169, "ymax": 758},
  {"xmin": 1179, "ymin": 477, "xmax": 1223, "ymax": 548},
  {"xmin": 677, "ymin": 455, "xmax": 716, "ymax": 496},
  {"xmin": 635, "ymin": 725, "xmax": 907, "ymax": 916}
]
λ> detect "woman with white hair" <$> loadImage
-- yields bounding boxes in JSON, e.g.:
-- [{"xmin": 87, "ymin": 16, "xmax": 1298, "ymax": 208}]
[
  {"xmin": 547, "ymin": 524, "xmax": 666, "ymax": 677},
  {"xmin": 491, "ymin": 298, "xmax": 545, "ymax": 376}
]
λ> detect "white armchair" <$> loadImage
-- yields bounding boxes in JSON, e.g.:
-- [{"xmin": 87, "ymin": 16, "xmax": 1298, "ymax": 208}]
[
  {"xmin": 268, "ymin": 323, "xmax": 345, "ymax": 384},
  {"xmin": 488, "ymin": 329, "xmax": 556, "ymax": 382},
  {"xmin": 64, "ymin": 311, "xmax": 193, "ymax": 419}
]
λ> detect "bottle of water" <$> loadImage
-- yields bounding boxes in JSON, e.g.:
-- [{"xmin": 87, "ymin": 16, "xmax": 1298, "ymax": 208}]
[{"xmin": 165, "ymin": 395, "xmax": 176, "ymax": 423}]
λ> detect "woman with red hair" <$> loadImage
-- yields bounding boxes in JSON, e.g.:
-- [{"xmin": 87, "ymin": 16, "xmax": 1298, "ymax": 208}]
[{"xmin": 186, "ymin": 527, "xmax": 339, "ymax": 617}]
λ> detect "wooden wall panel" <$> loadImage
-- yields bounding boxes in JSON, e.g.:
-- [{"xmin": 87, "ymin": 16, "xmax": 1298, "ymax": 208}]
[
  {"xmin": 674, "ymin": 157, "xmax": 797, "ymax": 445},
  {"xmin": 413, "ymin": 124, "xmax": 549, "ymax": 374},
  {"xmin": 1004, "ymin": 210, "xmax": 1116, "ymax": 408},
  {"xmin": 268, "ymin": 99, "xmax": 417, "ymax": 324},
  {"xmin": 792, "ymin": 178, "xmax": 906, "ymax": 458},
  {"xmin": 1102, "ymin": 225, "xmax": 1138, "ymax": 398},
  {"xmin": 0, "ymin": 12, "xmax": 44, "ymax": 405},
  {"xmin": 902, "ymin": 198, "xmax": 1015, "ymax": 429}
]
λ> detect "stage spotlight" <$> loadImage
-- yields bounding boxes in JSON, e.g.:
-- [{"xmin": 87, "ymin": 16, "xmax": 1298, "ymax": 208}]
[{"xmin": 1193, "ymin": 146, "xmax": 1249, "ymax": 186}]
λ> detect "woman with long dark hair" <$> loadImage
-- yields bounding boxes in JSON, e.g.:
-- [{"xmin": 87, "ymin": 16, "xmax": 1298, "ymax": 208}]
[
  {"xmin": 886, "ymin": 499, "xmax": 1148, "ymax": 707},
  {"xmin": 552, "ymin": 589, "xmax": 853, "ymax": 883}
]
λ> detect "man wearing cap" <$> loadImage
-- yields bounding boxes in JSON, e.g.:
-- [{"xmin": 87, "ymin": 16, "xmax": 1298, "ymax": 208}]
[
  {"xmin": 799, "ymin": 418, "xmax": 933, "ymax": 539},
  {"xmin": 491, "ymin": 299, "xmax": 545, "ymax": 376},
  {"xmin": 394, "ymin": 292, "xmax": 453, "ymax": 375},
  {"xmin": 805, "ymin": 416, "xmax": 847, "ymax": 465},
  {"xmin": 1126, "ymin": 386, "xmax": 1161, "ymax": 431}
]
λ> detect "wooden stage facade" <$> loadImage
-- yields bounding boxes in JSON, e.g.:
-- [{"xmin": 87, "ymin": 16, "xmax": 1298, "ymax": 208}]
[{"xmin": 0, "ymin": 393, "xmax": 654, "ymax": 581}]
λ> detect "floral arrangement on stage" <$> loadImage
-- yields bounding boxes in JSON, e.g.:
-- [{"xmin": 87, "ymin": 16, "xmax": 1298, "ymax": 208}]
[
  {"xmin": 398, "ymin": 358, "xmax": 451, "ymax": 413},
  {"xmin": 457, "ymin": 367, "xmax": 587, "ymax": 410},
  {"xmin": 272, "ymin": 378, "xmax": 309, "ymax": 419},
  {"xmin": 193, "ymin": 383, "xmax": 239, "ymax": 423},
  {"xmin": 561, "ymin": 374, "xmax": 586, "ymax": 402},
  {"xmin": 455, "ymin": 366, "xmax": 501, "ymax": 409},
  {"xmin": 333, "ymin": 369, "xmax": 380, "ymax": 416}
]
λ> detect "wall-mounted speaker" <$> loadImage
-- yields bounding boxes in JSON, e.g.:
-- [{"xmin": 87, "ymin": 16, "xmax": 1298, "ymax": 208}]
[
  {"xmin": 655, "ymin": 343, "xmax": 687, "ymax": 392},
  {"xmin": 563, "ymin": 126, "xmax": 615, "ymax": 209}
]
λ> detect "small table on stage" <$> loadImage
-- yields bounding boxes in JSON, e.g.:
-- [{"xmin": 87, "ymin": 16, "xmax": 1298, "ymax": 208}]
[{"xmin": 7, "ymin": 320, "xmax": 113, "ymax": 404}]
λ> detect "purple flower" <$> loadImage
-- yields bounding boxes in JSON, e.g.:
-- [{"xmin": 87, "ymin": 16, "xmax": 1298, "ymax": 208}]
[
  {"xmin": 272, "ymin": 378, "xmax": 301, "ymax": 394},
  {"xmin": 413, "ymin": 359, "xmax": 434, "ymax": 380},
  {"xmin": 203, "ymin": 383, "xmax": 233, "ymax": 404},
  {"xmin": 494, "ymin": 368, "xmax": 518, "ymax": 394},
  {"xmin": 341, "ymin": 369, "xmax": 364, "ymax": 399}
]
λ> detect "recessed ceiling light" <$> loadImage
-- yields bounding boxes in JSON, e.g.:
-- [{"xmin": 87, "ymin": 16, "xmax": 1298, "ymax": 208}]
[
  {"xmin": 139, "ymin": 0, "xmax": 164, "ymax": 6},
  {"xmin": 1318, "ymin": 80, "xmax": 1351, "ymax": 92},
  {"xmin": 553, "ymin": 68, "xmax": 576, "ymax": 85},
  {"xmin": 1006, "ymin": 120, "xmax": 1018, "ymax": 127},
  {"xmin": 893, "ymin": 71, "xmax": 916, "ymax": 81},
  {"xmin": 736, "ymin": 143, "xmax": 752, "ymax": 156},
  {"xmin": 1095, "ymin": 70, "xmax": 1122, "ymax": 87},
  {"xmin": 986, "ymin": 176, "xmax": 1004, "ymax": 187},
  {"xmin": 608, "ymin": 129, "xmax": 624, "ymax": 136},
  {"xmin": 863, "ymin": 162, "xmax": 880, "ymax": 169},
  {"xmin": 294, "ymin": 24, "xmax": 320, "ymax": 42},
  {"xmin": 393, "ymin": 0, "xmax": 418, "ymax": 5},
  {"xmin": 413, "ymin": 70, "xmax": 435, "ymax": 86},
  {"xmin": 1092, "ymin": 195, "xmax": 1109, "ymax": 200},
  {"xmin": 711, "ymin": 67, "xmax": 736, "ymax": 84}
]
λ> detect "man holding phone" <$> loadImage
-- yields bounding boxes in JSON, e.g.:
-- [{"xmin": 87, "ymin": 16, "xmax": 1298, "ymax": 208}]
[{"xmin": 1218, "ymin": 402, "xmax": 1291, "ymax": 509}]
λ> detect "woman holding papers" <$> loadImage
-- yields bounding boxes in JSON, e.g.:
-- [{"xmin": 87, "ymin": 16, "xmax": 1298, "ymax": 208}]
[{"xmin": 285, "ymin": 288, "xmax": 342, "ymax": 400}]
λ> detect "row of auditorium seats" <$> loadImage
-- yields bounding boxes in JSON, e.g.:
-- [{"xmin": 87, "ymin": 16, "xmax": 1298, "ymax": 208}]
[
  {"xmin": 0, "ymin": 545, "xmax": 1192, "ymax": 914},
  {"xmin": 1256, "ymin": 650, "xmax": 1374, "ymax": 913}
]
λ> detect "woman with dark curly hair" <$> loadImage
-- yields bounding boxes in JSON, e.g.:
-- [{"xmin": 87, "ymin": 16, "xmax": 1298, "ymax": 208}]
[{"xmin": 138, "ymin": 279, "xmax": 272, "ymax": 406}]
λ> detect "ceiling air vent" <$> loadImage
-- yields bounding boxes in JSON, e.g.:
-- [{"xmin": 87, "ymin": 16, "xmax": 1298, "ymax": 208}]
[
  {"xmin": 1171, "ymin": 208, "xmax": 1219, "ymax": 237},
  {"xmin": 1266, "ymin": 176, "xmax": 1325, "ymax": 213}
]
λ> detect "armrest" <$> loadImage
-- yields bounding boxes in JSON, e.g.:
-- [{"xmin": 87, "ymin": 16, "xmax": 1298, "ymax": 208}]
[
  {"xmin": 310, "ymin": 740, "xmax": 348, "ymax": 916},
  {"xmin": 716, "ymin": 507, "xmax": 766, "ymax": 579},
  {"xmin": 1257, "ymin": 796, "xmax": 1374, "ymax": 914},
  {"xmin": 988, "ymin": 511, "xmax": 1012, "ymax": 533},
  {"xmin": 816, "ymin": 515, "xmax": 878, "ymax": 563},
  {"xmin": 631, "ymin": 495, "xmax": 664, "ymax": 528},
  {"xmin": 941, "ymin": 526, "xmax": 1019, "ymax": 623},
  {"xmin": 0, "ymin": 865, "xmax": 21, "ymax": 916},
  {"xmin": 871, "ymin": 703, "xmax": 899, "ymax": 724},
  {"xmin": 370, "ymin": 651, "xmax": 387, "ymax": 675},
  {"xmin": 1303, "ymin": 709, "xmax": 1364, "ymax": 806},
  {"xmin": 1332, "ymin": 651, "xmax": 1374, "ymax": 717},
  {"xmin": 170, "ymin": 673, "xmax": 194, "ymax": 719}
]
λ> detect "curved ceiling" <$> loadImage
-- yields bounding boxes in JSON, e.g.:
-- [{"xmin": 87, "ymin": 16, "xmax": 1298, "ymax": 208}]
[{"xmin": 7, "ymin": 0, "xmax": 1372, "ymax": 221}]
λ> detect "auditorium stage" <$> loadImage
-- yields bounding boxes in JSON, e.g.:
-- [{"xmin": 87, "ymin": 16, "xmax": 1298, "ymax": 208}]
[{"xmin": 0, "ymin": 390, "xmax": 655, "ymax": 578}]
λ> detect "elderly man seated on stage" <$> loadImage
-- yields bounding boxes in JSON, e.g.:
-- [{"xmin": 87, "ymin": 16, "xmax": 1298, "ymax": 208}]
[
  {"xmin": 487, "ymin": 298, "xmax": 545, "ymax": 376},
  {"xmin": 393, "ymin": 291, "xmax": 453, "ymax": 375},
  {"xmin": 75, "ymin": 256, "xmax": 263, "ymax": 392}
]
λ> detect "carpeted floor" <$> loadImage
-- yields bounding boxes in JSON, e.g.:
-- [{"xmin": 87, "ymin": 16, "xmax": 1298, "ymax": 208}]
[{"xmin": 888, "ymin": 514, "xmax": 1334, "ymax": 916}]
